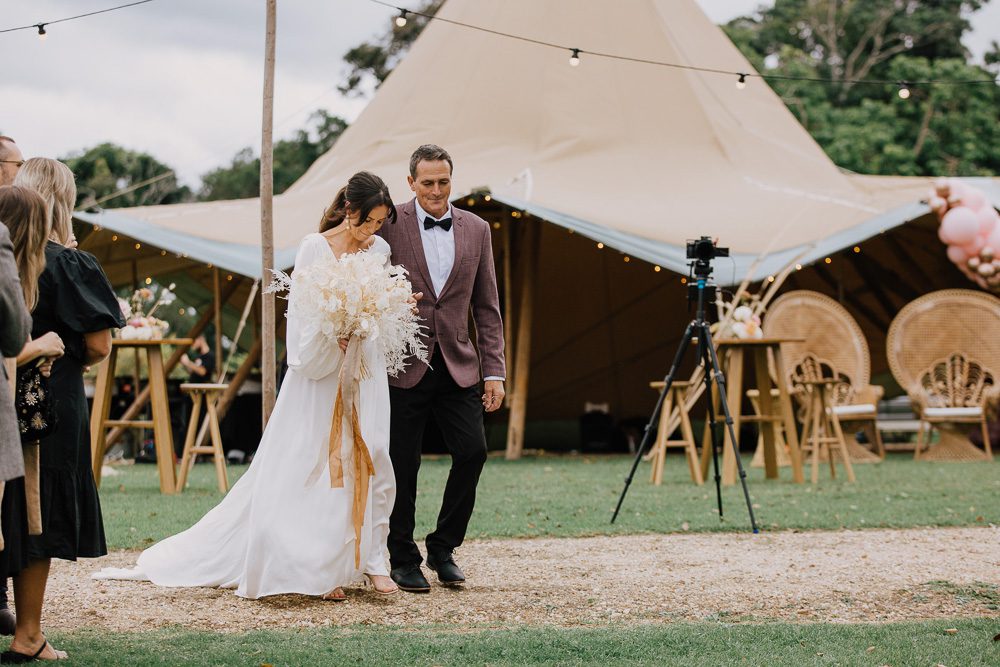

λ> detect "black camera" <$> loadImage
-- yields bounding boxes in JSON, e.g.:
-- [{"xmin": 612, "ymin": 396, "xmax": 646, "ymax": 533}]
[{"xmin": 686, "ymin": 236, "xmax": 729, "ymax": 262}]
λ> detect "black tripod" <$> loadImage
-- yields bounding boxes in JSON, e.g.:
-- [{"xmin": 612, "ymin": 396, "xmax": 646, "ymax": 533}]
[{"xmin": 611, "ymin": 262, "xmax": 759, "ymax": 533}]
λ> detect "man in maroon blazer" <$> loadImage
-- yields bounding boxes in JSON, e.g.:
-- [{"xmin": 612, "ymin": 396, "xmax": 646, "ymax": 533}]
[{"xmin": 379, "ymin": 145, "xmax": 506, "ymax": 592}]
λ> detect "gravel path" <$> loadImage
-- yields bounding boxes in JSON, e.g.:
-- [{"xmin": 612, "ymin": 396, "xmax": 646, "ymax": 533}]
[{"xmin": 41, "ymin": 527, "xmax": 999, "ymax": 632}]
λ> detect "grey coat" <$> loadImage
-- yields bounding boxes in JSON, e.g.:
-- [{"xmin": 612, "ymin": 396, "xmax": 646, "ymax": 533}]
[{"xmin": 0, "ymin": 224, "xmax": 30, "ymax": 481}]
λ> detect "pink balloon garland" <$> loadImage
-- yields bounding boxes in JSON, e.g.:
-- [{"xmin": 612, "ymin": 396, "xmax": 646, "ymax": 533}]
[{"xmin": 931, "ymin": 178, "xmax": 1000, "ymax": 292}]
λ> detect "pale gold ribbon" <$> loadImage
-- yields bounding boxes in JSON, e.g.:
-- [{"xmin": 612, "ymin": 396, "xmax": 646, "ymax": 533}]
[{"xmin": 306, "ymin": 337, "xmax": 374, "ymax": 568}]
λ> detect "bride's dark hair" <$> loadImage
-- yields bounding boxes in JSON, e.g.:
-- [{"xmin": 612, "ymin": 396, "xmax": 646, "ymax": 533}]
[{"xmin": 319, "ymin": 171, "xmax": 397, "ymax": 232}]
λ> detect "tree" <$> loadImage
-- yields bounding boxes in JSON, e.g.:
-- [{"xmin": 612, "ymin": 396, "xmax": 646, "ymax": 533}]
[
  {"xmin": 339, "ymin": 0, "xmax": 443, "ymax": 97},
  {"xmin": 62, "ymin": 143, "xmax": 191, "ymax": 209},
  {"xmin": 198, "ymin": 110, "xmax": 348, "ymax": 201},
  {"xmin": 725, "ymin": 0, "xmax": 1000, "ymax": 176}
]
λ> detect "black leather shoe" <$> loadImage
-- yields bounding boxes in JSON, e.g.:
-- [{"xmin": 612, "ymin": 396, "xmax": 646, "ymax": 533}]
[
  {"xmin": 0, "ymin": 607, "xmax": 14, "ymax": 636},
  {"xmin": 426, "ymin": 552, "xmax": 466, "ymax": 586},
  {"xmin": 390, "ymin": 565, "xmax": 431, "ymax": 593}
]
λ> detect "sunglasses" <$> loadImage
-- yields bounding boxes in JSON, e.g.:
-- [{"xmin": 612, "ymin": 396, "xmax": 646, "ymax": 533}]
[{"xmin": 0, "ymin": 160, "xmax": 24, "ymax": 167}]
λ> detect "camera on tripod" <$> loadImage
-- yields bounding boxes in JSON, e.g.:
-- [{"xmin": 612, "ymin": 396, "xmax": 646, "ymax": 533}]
[{"xmin": 686, "ymin": 236, "xmax": 729, "ymax": 276}]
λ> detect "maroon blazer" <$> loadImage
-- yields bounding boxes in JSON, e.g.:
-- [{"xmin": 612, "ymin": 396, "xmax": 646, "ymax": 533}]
[{"xmin": 379, "ymin": 199, "xmax": 506, "ymax": 389}]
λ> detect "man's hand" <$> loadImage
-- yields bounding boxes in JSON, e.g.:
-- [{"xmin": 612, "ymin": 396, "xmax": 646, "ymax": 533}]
[
  {"xmin": 407, "ymin": 291, "xmax": 424, "ymax": 315},
  {"xmin": 35, "ymin": 331, "xmax": 64, "ymax": 358},
  {"xmin": 37, "ymin": 359, "xmax": 54, "ymax": 377},
  {"xmin": 482, "ymin": 380, "xmax": 505, "ymax": 412}
]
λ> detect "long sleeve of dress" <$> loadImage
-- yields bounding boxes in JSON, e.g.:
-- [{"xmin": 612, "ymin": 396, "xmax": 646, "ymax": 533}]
[{"xmin": 285, "ymin": 235, "xmax": 343, "ymax": 381}]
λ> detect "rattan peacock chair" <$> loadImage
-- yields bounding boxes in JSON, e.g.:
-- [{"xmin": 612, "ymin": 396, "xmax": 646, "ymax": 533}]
[
  {"xmin": 886, "ymin": 289, "xmax": 1000, "ymax": 461},
  {"xmin": 759, "ymin": 290, "xmax": 883, "ymax": 463}
]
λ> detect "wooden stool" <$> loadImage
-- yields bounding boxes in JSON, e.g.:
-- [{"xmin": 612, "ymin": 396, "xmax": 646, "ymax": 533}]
[
  {"xmin": 800, "ymin": 379, "xmax": 855, "ymax": 484},
  {"xmin": 747, "ymin": 388, "xmax": 792, "ymax": 468},
  {"xmin": 177, "ymin": 383, "xmax": 229, "ymax": 493},
  {"xmin": 91, "ymin": 338, "xmax": 192, "ymax": 494},
  {"xmin": 648, "ymin": 381, "xmax": 703, "ymax": 486}
]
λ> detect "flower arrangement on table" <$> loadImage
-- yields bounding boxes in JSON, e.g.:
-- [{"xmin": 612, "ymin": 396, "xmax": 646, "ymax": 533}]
[
  {"xmin": 713, "ymin": 294, "xmax": 764, "ymax": 340},
  {"xmin": 116, "ymin": 284, "xmax": 176, "ymax": 340}
]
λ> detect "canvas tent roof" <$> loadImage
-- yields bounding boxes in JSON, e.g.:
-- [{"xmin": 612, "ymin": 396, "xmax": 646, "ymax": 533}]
[{"xmin": 76, "ymin": 0, "xmax": 998, "ymax": 283}]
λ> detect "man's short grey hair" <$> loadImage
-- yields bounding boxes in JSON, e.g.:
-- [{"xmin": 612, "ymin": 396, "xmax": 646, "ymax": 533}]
[{"xmin": 409, "ymin": 144, "xmax": 453, "ymax": 178}]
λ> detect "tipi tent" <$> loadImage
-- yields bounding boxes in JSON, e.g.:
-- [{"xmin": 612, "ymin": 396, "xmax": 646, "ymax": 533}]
[{"xmin": 75, "ymin": 0, "xmax": 999, "ymax": 451}]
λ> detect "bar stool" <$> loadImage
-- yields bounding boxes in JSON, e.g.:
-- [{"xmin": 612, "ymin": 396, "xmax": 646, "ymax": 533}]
[
  {"xmin": 177, "ymin": 383, "xmax": 229, "ymax": 492},
  {"xmin": 648, "ymin": 381, "xmax": 703, "ymax": 485},
  {"xmin": 799, "ymin": 379, "xmax": 855, "ymax": 484}
]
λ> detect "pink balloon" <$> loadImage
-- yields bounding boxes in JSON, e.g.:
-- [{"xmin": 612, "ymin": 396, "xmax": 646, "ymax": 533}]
[
  {"xmin": 947, "ymin": 244, "xmax": 969, "ymax": 264},
  {"xmin": 963, "ymin": 235, "xmax": 985, "ymax": 255},
  {"xmin": 986, "ymin": 226, "xmax": 1000, "ymax": 253},
  {"xmin": 960, "ymin": 187, "xmax": 987, "ymax": 212},
  {"xmin": 976, "ymin": 206, "xmax": 998, "ymax": 235},
  {"xmin": 941, "ymin": 207, "xmax": 980, "ymax": 245},
  {"xmin": 949, "ymin": 180, "xmax": 969, "ymax": 200}
]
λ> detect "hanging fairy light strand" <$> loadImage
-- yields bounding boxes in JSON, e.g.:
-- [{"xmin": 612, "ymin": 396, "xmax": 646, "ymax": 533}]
[
  {"xmin": 369, "ymin": 0, "xmax": 998, "ymax": 90},
  {"xmin": 0, "ymin": 0, "xmax": 157, "ymax": 37}
]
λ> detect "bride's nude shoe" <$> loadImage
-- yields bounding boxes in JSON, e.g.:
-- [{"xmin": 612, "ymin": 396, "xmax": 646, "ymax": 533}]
[
  {"xmin": 321, "ymin": 587, "xmax": 347, "ymax": 602},
  {"xmin": 364, "ymin": 574, "xmax": 399, "ymax": 596}
]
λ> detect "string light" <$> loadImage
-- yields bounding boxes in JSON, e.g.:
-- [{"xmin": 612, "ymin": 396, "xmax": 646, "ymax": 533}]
[
  {"xmin": 483, "ymin": 194, "xmax": 492, "ymax": 202},
  {"xmin": 144, "ymin": 277, "xmax": 152, "ymax": 285},
  {"xmin": 365, "ymin": 0, "xmax": 996, "ymax": 91},
  {"xmin": 160, "ymin": 250, "xmax": 166, "ymax": 256},
  {"xmin": 767, "ymin": 275, "xmax": 775, "ymax": 282},
  {"xmin": 0, "ymin": 1, "xmax": 158, "ymax": 36},
  {"xmin": 226, "ymin": 274, "xmax": 233, "ymax": 281},
  {"xmin": 795, "ymin": 263, "xmax": 802, "ymax": 270},
  {"xmin": 736, "ymin": 73, "xmax": 747, "ymax": 89},
  {"xmin": 623, "ymin": 256, "xmax": 631, "ymax": 263},
  {"xmin": 654, "ymin": 266, "xmax": 661, "ymax": 272},
  {"xmin": 395, "ymin": 9, "xmax": 408, "ymax": 27},
  {"xmin": 466, "ymin": 197, "xmax": 475, "ymax": 206},
  {"xmin": 134, "ymin": 242, "xmax": 141, "ymax": 250},
  {"xmin": 596, "ymin": 242, "xmax": 604, "ymax": 249},
  {"xmin": 853, "ymin": 246, "xmax": 861, "ymax": 253},
  {"xmin": 824, "ymin": 257, "xmax": 832, "ymax": 264},
  {"xmin": 681, "ymin": 277, "xmax": 688, "ymax": 284},
  {"xmin": 897, "ymin": 83, "xmax": 911, "ymax": 99},
  {"xmin": 111, "ymin": 234, "xmax": 118, "ymax": 241}
]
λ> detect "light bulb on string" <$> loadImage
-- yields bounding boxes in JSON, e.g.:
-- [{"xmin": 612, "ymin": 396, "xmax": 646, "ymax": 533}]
[
  {"xmin": 36, "ymin": 24, "xmax": 47, "ymax": 42},
  {"xmin": 569, "ymin": 48, "xmax": 581, "ymax": 67},
  {"xmin": 897, "ymin": 82, "xmax": 911, "ymax": 99},
  {"xmin": 736, "ymin": 73, "xmax": 747, "ymax": 90},
  {"xmin": 395, "ymin": 10, "xmax": 408, "ymax": 27}
]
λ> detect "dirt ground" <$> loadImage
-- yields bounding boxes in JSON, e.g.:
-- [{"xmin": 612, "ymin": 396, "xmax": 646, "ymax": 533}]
[{"xmin": 41, "ymin": 526, "xmax": 999, "ymax": 632}]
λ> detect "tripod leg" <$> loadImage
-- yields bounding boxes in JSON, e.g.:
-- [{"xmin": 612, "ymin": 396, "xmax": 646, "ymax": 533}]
[
  {"xmin": 700, "ymin": 325, "xmax": 760, "ymax": 534},
  {"xmin": 611, "ymin": 321, "xmax": 697, "ymax": 523},
  {"xmin": 700, "ymin": 351, "xmax": 724, "ymax": 521}
]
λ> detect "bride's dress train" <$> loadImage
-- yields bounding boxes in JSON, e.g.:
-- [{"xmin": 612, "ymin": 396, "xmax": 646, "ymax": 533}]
[{"xmin": 94, "ymin": 234, "xmax": 395, "ymax": 599}]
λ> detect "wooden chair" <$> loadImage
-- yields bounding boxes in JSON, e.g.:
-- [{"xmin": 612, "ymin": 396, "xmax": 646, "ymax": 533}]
[
  {"xmin": 648, "ymin": 381, "xmax": 703, "ymax": 485},
  {"xmin": 177, "ymin": 383, "xmax": 230, "ymax": 492},
  {"xmin": 886, "ymin": 289, "xmax": 1000, "ymax": 461},
  {"xmin": 762, "ymin": 291, "xmax": 884, "ymax": 462}
]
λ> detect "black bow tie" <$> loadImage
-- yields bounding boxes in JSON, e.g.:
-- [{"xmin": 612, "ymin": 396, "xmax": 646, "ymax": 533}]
[{"xmin": 423, "ymin": 216, "xmax": 453, "ymax": 232}]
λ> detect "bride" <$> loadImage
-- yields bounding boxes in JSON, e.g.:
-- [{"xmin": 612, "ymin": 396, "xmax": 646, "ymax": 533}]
[{"xmin": 95, "ymin": 172, "xmax": 402, "ymax": 600}]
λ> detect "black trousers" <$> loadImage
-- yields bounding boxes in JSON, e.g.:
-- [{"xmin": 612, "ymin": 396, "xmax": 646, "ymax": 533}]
[{"xmin": 387, "ymin": 350, "xmax": 488, "ymax": 569}]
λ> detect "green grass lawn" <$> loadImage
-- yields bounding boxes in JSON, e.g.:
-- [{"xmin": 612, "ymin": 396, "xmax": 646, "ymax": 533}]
[
  {"xmin": 47, "ymin": 619, "xmax": 1000, "ymax": 666},
  {"xmin": 99, "ymin": 453, "xmax": 1000, "ymax": 550}
]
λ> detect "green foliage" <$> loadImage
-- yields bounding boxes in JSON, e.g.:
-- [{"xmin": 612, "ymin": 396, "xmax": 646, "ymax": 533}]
[
  {"xmin": 61, "ymin": 143, "xmax": 191, "ymax": 209},
  {"xmin": 725, "ymin": 0, "xmax": 1000, "ymax": 176},
  {"xmin": 339, "ymin": 0, "xmax": 443, "ymax": 96},
  {"xmin": 197, "ymin": 110, "xmax": 347, "ymax": 201},
  {"xmin": 49, "ymin": 620, "xmax": 1000, "ymax": 666},
  {"xmin": 99, "ymin": 455, "xmax": 1000, "ymax": 549}
]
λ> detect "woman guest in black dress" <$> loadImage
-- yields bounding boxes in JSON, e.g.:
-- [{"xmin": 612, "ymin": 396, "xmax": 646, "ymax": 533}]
[{"xmin": 14, "ymin": 159, "xmax": 123, "ymax": 653}]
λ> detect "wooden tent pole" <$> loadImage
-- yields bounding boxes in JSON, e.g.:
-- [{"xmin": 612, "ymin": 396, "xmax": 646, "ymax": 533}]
[
  {"xmin": 259, "ymin": 0, "xmax": 278, "ymax": 426},
  {"xmin": 502, "ymin": 219, "xmax": 514, "ymax": 407},
  {"xmin": 504, "ymin": 221, "xmax": 538, "ymax": 460},
  {"xmin": 102, "ymin": 280, "xmax": 241, "ymax": 450},
  {"xmin": 213, "ymin": 268, "xmax": 223, "ymax": 363}
]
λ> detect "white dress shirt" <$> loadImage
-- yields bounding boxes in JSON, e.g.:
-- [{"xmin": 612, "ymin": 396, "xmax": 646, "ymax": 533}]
[
  {"xmin": 414, "ymin": 200, "xmax": 504, "ymax": 383},
  {"xmin": 415, "ymin": 200, "xmax": 455, "ymax": 297}
]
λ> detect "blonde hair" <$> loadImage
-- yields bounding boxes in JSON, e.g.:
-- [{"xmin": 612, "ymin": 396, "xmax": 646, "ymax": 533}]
[
  {"xmin": 0, "ymin": 185, "xmax": 51, "ymax": 310},
  {"xmin": 14, "ymin": 158, "xmax": 76, "ymax": 245}
]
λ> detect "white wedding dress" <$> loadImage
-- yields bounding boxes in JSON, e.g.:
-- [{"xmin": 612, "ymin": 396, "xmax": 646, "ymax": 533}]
[{"xmin": 94, "ymin": 233, "xmax": 395, "ymax": 599}]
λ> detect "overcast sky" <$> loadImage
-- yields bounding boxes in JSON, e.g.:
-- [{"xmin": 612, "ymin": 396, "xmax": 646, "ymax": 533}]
[{"xmin": 2, "ymin": 0, "xmax": 997, "ymax": 188}]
